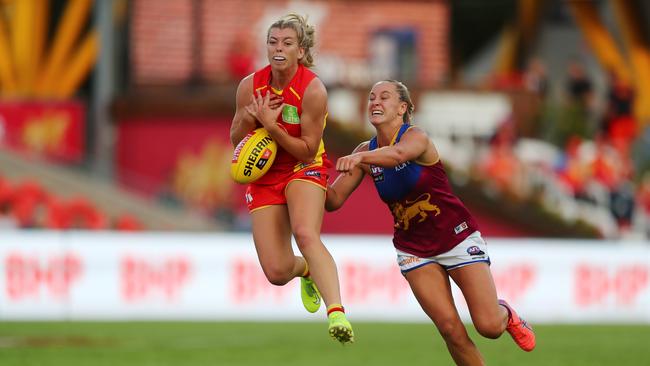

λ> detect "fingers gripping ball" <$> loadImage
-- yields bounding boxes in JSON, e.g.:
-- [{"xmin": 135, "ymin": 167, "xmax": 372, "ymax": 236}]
[{"xmin": 231, "ymin": 128, "xmax": 277, "ymax": 184}]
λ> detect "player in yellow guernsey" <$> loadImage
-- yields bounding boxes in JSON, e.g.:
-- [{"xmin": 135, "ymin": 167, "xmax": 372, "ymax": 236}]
[{"xmin": 229, "ymin": 13, "xmax": 353, "ymax": 344}]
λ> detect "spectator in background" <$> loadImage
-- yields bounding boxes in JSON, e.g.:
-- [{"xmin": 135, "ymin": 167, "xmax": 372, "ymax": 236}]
[
  {"xmin": 591, "ymin": 136, "xmax": 623, "ymax": 191},
  {"xmin": 556, "ymin": 136, "xmax": 591, "ymax": 201},
  {"xmin": 631, "ymin": 124, "xmax": 650, "ymax": 181},
  {"xmin": 549, "ymin": 59, "xmax": 595, "ymax": 148},
  {"xmin": 480, "ymin": 118, "xmax": 526, "ymax": 197},
  {"xmin": 602, "ymin": 70, "xmax": 637, "ymax": 158},
  {"xmin": 523, "ymin": 57, "xmax": 548, "ymax": 98},
  {"xmin": 591, "ymin": 136, "xmax": 636, "ymax": 235},
  {"xmin": 566, "ymin": 59, "xmax": 594, "ymax": 109},
  {"xmin": 610, "ymin": 179, "xmax": 636, "ymax": 235},
  {"xmin": 637, "ymin": 172, "xmax": 650, "ymax": 237}
]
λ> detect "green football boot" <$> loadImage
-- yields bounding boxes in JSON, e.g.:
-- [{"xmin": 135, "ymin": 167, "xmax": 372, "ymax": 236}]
[
  {"xmin": 328, "ymin": 311, "xmax": 354, "ymax": 344},
  {"xmin": 300, "ymin": 276, "xmax": 321, "ymax": 313}
]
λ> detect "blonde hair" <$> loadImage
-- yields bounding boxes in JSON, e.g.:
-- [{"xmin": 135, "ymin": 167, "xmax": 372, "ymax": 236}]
[
  {"xmin": 383, "ymin": 80, "xmax": 415, "ymax": 123},
  {"xmin": 267, "ymin": 13, "xmax": 316, "ymax": 67}
]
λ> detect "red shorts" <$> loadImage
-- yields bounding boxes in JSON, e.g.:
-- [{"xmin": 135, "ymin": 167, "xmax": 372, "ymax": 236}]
[{"xmin": 245, "ymin": 165, "xmax": 329, "ymax": 212}]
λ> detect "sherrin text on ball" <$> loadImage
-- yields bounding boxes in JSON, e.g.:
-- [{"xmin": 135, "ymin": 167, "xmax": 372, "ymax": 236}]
[{"xmin": 231, "ymin": 128, "xmax": 277, "ymax": 184}]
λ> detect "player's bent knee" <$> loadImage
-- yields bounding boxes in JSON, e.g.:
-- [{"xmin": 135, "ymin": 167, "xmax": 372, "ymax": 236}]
[
  {"xmin": 474, "ymin": 318, "xmax": 505, "ymax": 339},
  {"xmin": 262, "ymin": 266, "xmax": 294, "ymax": 286}
]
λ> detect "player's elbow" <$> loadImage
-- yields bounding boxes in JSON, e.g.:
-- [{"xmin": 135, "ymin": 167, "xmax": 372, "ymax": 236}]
[
  {"xmin": 299, "ymin": 148, "xmax": 318, "ymax": 164},
  {"xmin": 392, "ymin": 148, "xmax": 410, "ymax": 165},
  {"xmin": 229, "ymin": 128, "xmax": 242, "ymax": 147}
]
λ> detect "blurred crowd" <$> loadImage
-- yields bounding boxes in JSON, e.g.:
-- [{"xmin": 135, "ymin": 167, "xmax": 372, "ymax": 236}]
[{"xmin": 470, "ymin": 58, "xmax": 650, "ymax": 239}]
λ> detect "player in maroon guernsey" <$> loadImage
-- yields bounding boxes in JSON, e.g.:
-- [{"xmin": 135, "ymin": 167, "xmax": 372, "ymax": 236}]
[
  {"xmin": 326, "ymin": 80, "xmax": 535, "ymax": 362},
  {"xmin": 230, "ymin": 13, "xmax": 353, "ymax": 344}
]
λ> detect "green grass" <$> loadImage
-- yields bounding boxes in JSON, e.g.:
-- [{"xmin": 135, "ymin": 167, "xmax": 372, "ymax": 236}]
[{"xmin": 0, "ymin": 322, "xmax": 648, "ymax": 366}]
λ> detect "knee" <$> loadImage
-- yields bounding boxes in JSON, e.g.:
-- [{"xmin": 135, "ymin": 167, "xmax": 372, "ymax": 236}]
[
  {"xmin": 262, "ymin": 264, "xmax": 293, "ymax": 286},
  {"xmin": 473, "ymin": 317, "xmax": 506, "ymax": 339},
  {"xmin": 292, "ymin": 226, "xmax": 320, "ymax": 250},
  {"xmin": 436, "ymin": 318, "xmax": 470, "ymax": 346}
]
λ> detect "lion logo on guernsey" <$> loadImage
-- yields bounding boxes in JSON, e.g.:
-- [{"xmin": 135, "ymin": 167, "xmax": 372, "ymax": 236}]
[{"xmin": 391, "ymin": 193, "xmax": 440, "ymax": 230}]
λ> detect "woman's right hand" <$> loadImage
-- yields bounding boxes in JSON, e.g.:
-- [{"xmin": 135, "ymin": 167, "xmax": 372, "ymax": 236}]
[{"xmin": 336, "ymin": 154, "xmax": 363, "ymax": 175}]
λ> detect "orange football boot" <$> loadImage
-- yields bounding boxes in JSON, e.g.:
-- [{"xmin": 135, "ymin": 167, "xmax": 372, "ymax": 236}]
[{"xmin": 499, "ymin": 299, "xmax": 536, "ymax": 352}]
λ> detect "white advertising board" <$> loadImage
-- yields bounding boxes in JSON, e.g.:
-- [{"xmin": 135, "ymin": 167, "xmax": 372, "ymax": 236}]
[{"xmin": 0, "ymin": 232, "xmax": 648, "ymax": 323}]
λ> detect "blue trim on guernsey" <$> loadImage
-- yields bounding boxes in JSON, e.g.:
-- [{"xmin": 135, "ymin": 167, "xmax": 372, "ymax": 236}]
[{"xmin": 370, "ymin": 124, "xmax": 423, "ymax": 202}]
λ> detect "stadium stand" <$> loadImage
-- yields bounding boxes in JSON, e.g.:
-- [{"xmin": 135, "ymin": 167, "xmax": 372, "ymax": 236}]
[{"xmin": 0, "ymin": 147, "xmax": 219, "ymax": 231}]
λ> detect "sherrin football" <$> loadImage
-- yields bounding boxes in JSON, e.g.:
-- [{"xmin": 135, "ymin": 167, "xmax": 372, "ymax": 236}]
[{"xmin": 231, "ymin": 128, "xmax": 277, "ymax": 184}]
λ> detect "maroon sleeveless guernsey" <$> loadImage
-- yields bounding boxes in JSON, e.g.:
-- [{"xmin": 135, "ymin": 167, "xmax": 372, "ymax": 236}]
[{"xmin": 368, "ymin": 124, "xmax": 479, "ymax": 257}]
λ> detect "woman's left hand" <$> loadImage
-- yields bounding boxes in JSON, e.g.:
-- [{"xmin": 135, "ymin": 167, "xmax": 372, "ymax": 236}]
[{"xmin": 245, "ymin": 90, "xmax": 284, "ymax": 131}]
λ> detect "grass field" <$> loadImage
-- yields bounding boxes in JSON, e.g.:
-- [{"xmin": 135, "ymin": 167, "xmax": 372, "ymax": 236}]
[{"xmin": 0, "ymin": 322, "xmax": 649, "ymax": 365}]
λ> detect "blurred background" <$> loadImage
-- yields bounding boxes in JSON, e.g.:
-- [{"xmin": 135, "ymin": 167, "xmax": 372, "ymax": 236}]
[
  {"xmin": 0, "ymin": 2, "xmax": 648, "ymax": 364},
  {"xmin": 1, "ymin": 0, "xmax": 650, "ymax": 240}
]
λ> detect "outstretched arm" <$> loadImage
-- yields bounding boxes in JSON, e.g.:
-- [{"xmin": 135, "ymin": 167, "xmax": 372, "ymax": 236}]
[
  {"xmin": 335, "ymin": 127, "xmax": 436, "ymax": 173},
  {"xmin": 325, "ymin": 142, "xmax": 369, "ymax": 211}
]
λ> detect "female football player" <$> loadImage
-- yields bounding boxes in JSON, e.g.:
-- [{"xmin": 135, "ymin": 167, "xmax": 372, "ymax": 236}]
[
  {"xmin": 325, "ymin": 80, "xmax": 536, "ymax": 362},
  {"xmin": 230, "ymin": 13, "xmax": 353, "ymax": 344}
]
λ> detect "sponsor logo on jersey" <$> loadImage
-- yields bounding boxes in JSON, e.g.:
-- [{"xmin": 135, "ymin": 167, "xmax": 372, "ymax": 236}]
[
  {"xmin": 467, "ymin": 245, "xmax": 485, "ymax": 256},
  {"xmin": 398, "ymin": 255, "xmax": 421, "ymax": 267},
  {"xmin": 454, "ymin": 221, "xmax": 468, "ymax": 234},
  {"xmin": 370, "ymin": 165, "xmax": 384, "ymax": 182},
  {"xmin": 245, "ymin": 192, "xmax": 253, "ymax": 204},
  {"xmin": 304, "ymin": 170, "xmax": 321, "ymax": 178},
  {"xmin": 281, "ymin": 105, "xmax": 300, "ymax": 124},
  {"xmin": 395, "ymin": 162, "xmax": 409, "ymax": 171}
]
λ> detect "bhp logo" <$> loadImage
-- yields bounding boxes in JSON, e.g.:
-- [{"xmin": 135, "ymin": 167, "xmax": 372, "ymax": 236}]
[
  {"xmin": 340, "ymin": 261, "xmax": 409, "ymax": 304},
  {"xmin": 121, "ymin": 255, "xmax": 191, "ymax": 302},
  {"xmin": 575, "ymin": 264, "xmax": 648, "ymax": 306},
  {"xmin": 4, "ymin": 252, "xmax": 82, "ymax": 300},
  {"xmin": 230, "ymin": 257, "xmax": 293, "ymax": 303},
  {"xmin": 492, "ymin": 264, "xmax": 537, "ymax": 303}
]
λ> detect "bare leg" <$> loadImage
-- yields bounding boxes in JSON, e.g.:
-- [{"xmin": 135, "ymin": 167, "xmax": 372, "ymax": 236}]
[
  {"xmin": 448, "ymin": 263, "xmax": 508, "ymax": 339},
  {"xmin": 285, "ymin": 180, "xmax": 342, "ymax": 307},
  {"xmin": 405, "ymin": 263, "xmax": 486, "ymax": 366},
  {"xmin": 251, "ymin": 205, "xmax": 305, "ymax": 285}
]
